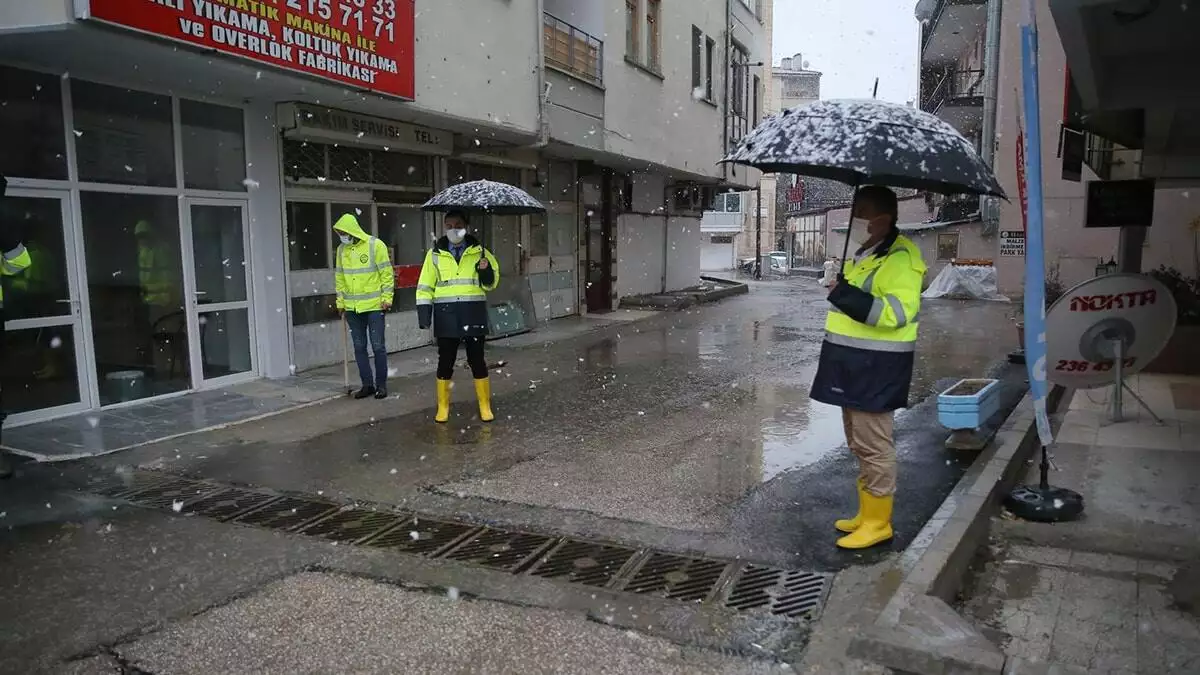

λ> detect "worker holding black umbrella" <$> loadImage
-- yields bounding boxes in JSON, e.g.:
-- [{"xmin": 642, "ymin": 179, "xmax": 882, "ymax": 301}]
[
  {"xmin": 724, "ymin": 99, "xmax": 1006, "ymax": 550},
  {"xmin": 418, "ymin": 179, "xmax": 545, "ymax": 424}
]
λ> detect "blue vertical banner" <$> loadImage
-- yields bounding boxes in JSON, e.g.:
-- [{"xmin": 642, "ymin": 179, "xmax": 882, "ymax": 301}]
[{"xmin": 1020, "ymin": 2, "xmax": 1054, "ymax": 445}]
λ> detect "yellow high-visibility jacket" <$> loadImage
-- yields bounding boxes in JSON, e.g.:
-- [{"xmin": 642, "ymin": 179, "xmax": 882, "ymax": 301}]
[
  {"xmin": 415, "ymin": 234, "xmax": 499, "ymax": 338},
  {"xmin": 811, "ymin": 229, "xmax": 927, "ymax": 413},
  {"xmin": 334, "ymin": 213, "xmax": 394, "ymax": 313},
  {"xmin": 0, "ymin": 242, "xmax": 33, "ymax": 309}
]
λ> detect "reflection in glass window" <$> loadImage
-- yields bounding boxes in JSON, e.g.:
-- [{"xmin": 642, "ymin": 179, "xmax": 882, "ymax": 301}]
[
  {"xmin": 286, "ymin": 201, "xmax": 328, "ymax": 271},
  {"xmin": 0, "ymin": 197, "xmax": 70, "ymax": 321},
  {"xmin": 0, "ymin": 66, "xmax": 66, "ymax": 180},
  {"xmin": 72, "ymin": 80, "xmax": 175, "ymax": 187},
  {"xmin": 181, "ymin": 100, "xmax": 246, "ymax": 191},
  {"xmin": 80, "ymin": 192, "xmax": 189, "ymax": 404},
  {"xmin": 378, "ymin": 205, "xmax": 428, "ymax": 266}
]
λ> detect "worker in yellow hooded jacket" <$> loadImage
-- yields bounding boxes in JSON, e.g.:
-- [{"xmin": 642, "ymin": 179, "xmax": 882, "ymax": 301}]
[{"xmin": 334, "ymin": 212, "xmax": 394, "ymax": 399}]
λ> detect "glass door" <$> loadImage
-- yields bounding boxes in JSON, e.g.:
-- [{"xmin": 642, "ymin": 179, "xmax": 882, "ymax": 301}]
[
  {"xmin": 183, "ymin": 199, "xmax": 255, "ymax": 386},
  {"xmin": 2, "ymin": 189, "xmax": 90, "ymax": 423}
]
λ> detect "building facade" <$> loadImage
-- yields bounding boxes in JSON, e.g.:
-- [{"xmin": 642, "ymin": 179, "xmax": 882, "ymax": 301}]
[
  {"xmin": 916, "ymin": 0, "xmax": 1200, "ymax": 296},
  {"xmin": 0, "ymin": 0, "xmax": 768, "ymax": 425}
]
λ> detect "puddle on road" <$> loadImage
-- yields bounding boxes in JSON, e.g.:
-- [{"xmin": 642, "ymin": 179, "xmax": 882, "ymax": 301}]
[{"xmin": 754, "ymin": 382, "xmax": 847, "ymax": 481}]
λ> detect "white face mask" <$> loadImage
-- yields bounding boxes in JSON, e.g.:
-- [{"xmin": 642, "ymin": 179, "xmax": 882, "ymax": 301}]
[
  {"xmin": 446, "ymin": 228, "xmax": 466, "ymax": 245},
  {"xmin": 338, "ymin": 234, "xmax": 352, "ymax": 245},
  {"xmin": 851, "ymin": 217, "xmax": 872, "ymax": 231}
]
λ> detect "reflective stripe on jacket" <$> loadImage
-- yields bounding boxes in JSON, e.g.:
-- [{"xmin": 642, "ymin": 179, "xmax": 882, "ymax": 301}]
[
  {"xmin": 416, "ymin": 235, "xmax": 499, "ymax": 338},
  {"xmin": 334, "ymin": 213, "xmax": 394, "ymax": 313},
  {"xmin": 811, "ymin": 230, "xmax": 927, "ymax": 412},
  {"xmin": 0, "ymin": 243, "xmax": 32, "ymax": 308}
]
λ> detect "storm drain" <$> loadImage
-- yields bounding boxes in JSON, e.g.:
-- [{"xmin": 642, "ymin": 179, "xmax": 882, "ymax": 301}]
[
  {"xmin": 87, "ymin": 471, "xmax": 831, "ymax": 622},
  {"xmin": 621, "ymin": 552, "xmax": 731, "ymax": 603},
  {"xmin": 724, "ymin": 564, "xmax": 828, "ymax": 619}
]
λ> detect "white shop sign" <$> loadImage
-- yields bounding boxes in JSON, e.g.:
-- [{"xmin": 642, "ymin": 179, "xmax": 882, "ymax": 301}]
[{"xmin": 999, "ymin": 230, "xmax": 1026, "ymax": 257}]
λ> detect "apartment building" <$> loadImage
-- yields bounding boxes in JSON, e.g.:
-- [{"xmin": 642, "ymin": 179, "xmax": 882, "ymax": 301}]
[
  {"xmin": 917, "ymin": 0, "xmax": 1199, "ymax": 295},
  {"xmin": 0, "ymin": 0, "xmax": 768, "ymax": 425}
]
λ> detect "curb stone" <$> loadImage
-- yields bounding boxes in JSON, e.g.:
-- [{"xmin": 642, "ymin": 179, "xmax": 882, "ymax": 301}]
[{"xmin": 848, "ymin": 387, "xmax": 1088, "ymax": 675}]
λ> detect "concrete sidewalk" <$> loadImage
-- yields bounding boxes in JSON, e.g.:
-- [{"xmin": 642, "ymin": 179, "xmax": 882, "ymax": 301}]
[{"xmin": 960, "ymin": 374, "xmax": 1200, "ymax": 673}]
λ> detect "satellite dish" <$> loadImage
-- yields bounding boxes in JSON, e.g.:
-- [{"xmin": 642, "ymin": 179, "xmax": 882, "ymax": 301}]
[{"xmin": 1045, "ymin": 273, "xmax": 1176, "ymax": 389}]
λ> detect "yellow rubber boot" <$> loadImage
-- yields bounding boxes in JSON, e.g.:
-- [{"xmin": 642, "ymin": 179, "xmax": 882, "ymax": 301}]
[
  {"xmin": 475, "ymin": 377, "xmax": 495, "ymax": 422},
  {"xmin": 836, "ymin": 492, "xmax": 894, "ymax": 549},
  {"xmin": 835, "ymin": 478, "xmax": 868, "ymax": 533},
  {"xmin": 435, "ymin": 379, "xmax": 452, "ymax": 423}
]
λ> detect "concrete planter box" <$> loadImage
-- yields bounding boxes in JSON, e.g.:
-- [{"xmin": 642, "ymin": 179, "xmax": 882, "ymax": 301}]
[{"xmin": 937, "ymin": 378, "xmax": 1001, "ymax": 430}]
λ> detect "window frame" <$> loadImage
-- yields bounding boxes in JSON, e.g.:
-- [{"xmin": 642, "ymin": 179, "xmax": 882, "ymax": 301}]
[
  {"xmin": 625, "ymin": 0, "xmax": 640, "ymax": 62},
  {"xmin": 691, "ymin": 26, "xmax": 703, "ymax": 90},
  {"xmin": 936, "ymin": 232, "xmax": 961, "ymax": 261},
  {"xmin": 705, "ymin": 36, "xmax": 716, "ymax": 101},
  {"xmin": 645, "ymin": 0, "xmax": 661, "ymax": 72}
]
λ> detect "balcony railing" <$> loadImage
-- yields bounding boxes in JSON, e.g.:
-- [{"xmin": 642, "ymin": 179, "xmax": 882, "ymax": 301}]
[
  {"xmin": 543, "ymin": 12, "xmax": 604, "ymax": 86},
  {"xmin": 922, "ymin": 68, "xmax": 985, "ymax": 114}
]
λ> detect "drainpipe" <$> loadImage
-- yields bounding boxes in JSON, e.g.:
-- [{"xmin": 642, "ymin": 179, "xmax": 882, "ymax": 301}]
[
  {"xmin": 532, "ymin": 0, "xmax": 551, "ymax": 149},
  {"xmin": 979, "ymin": 0, "xmax": 1002, "ymax": 233},
  {"xmin": 722, "ymin": 0, "xmax": 732, "ymax": 183},
  {"xmin": 662, "ymin": 182, "xmax": 671, "ymax": 293}
]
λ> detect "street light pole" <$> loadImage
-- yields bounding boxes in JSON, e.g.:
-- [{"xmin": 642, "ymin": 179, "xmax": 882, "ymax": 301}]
[{"xmin": 754, "ymin": 184, "xmax": 763, "ymax": 279}]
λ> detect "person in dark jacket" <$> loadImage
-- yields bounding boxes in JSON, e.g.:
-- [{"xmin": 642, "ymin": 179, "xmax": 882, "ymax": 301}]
[
  {"xmin": 416, "ymin": 210, "xmax": 500, "ymax": 423},
  {"xmin": 811, "ymin": 186, "xmax": 927, "ymax": 549}
]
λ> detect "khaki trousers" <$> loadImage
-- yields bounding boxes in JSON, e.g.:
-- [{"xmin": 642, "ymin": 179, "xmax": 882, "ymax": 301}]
[{"xmin": 842, "ymin": 408, "xmax": 897, "ymax": 497}]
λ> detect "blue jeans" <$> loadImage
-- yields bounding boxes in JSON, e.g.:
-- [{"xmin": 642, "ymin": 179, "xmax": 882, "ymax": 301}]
[{"xmin": 346, "ymin": 310, "xmax": 387, "ymax": 390}]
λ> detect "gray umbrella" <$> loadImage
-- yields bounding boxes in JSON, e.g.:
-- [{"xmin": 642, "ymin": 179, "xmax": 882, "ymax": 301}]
[
  {"xmin": 422, "ymin": 179, "xmax": 546, "ymax": 216},
  {"xmin": 722, "ymin": 99, "xmax": 1006, "ymax": 198}
]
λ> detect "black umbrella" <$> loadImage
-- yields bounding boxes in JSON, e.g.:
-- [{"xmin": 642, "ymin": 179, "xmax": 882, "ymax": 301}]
[
  {"xmin": 722, "ymin": 99, "xmax": 1007, "ymax": 266},
  {"xmin": 422, "ymin": 179, "xmax": 546, "ymax": 216}
]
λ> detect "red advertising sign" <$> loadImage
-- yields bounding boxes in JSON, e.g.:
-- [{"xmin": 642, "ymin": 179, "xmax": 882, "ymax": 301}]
[
  {"xmin": 87, "ymin": 0, "xmax": 415, "ymax": 99},
  {"xmin": 393, "ymin": 264, "xmax": 421, "ymax": 289}
]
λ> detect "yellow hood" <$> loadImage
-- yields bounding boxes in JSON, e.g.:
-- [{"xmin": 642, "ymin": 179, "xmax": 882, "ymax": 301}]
[{"xmin": 333, "ymin": 213, "xmax": 370, "ymax": 242}]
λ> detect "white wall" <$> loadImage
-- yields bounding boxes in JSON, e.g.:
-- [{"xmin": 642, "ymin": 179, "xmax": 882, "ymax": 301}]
[
  {"xmin": 667, "ymin": 216, "xmax": 703, "ymax": 289},
  {"xmin": 617, "ymin": 214, "xmax": 666, "ymax": 299},
  {"xmin": 412, "ymin": 0, "xmax": 539, "ymax": 134},
  {"xmin": 0, "ymin": 0, "xmax": 72, "ymax": 31}
]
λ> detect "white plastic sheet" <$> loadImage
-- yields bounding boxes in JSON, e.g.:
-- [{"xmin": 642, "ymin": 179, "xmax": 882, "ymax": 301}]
[{"xmin": 922, "ymin": 264, "xmax": 1010, "ymax": 302}]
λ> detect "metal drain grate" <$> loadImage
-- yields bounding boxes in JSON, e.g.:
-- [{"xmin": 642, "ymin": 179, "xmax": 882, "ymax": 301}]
[
  {"xmin": 232, "ymin": 497, "xmax": 337, "ymax": 531},
  {"xmin": 126, "ymin": 478, "xmax": 222, "ymax": 510},
  {"xmin": 527, "ymin": 539, "xmax": 638, "ymax": 588},
  {"xmin": 441, "ymin": 528, "xmax": 556, "ymax": 573},
  {"xmin": 299, "ymin": 508, "xmax": 407, "ymax": 544},
  {"xmin": 724, "ymin": 565, "xmax": 830, "ymax": 619},
  {"xmin": 182, "ymin": 488, "xmax": 281, "ymax": 521},
  {"xmin": 86, "ymin": 471, "xmax": 831, "ymax": 622},
  {"xmin": 91, "ymin": 471, "xmax": 174, "ymax": 499},
  {"xmin": 361, "ymin": 517, "xmax": 479, "ymax": 556},
  {"xmin": 622, "ymin": 552, "xmax": 730, "ymax": 602}
]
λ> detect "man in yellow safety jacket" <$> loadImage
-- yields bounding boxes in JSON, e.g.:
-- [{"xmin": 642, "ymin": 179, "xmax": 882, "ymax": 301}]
[
  {"xmin": 334, "ymin": 212, "xmax": 394, "ymax": 399},
  {"xmin": 416, "ymin": 210, "xmax": 500, "ymax": 423},
  {"xmin": 811, "ymin": 185, "xmax": 927, "ymax": 549},
  {"xmin": 0, "ymin": 175, "xmax": 34, "ymax": 479}
]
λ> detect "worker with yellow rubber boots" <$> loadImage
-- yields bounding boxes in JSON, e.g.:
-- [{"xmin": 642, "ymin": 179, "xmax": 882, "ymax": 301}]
[
  {"xmin": 415, "ymin": 210, "xmax": 499, "ymax": 423},
  {"xmin": 811, "ymin": 186, "xmax": 927, "ymax": 549}
]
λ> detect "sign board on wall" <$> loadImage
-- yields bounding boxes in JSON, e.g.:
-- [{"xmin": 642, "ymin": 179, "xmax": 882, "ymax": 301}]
[
  {"xmin": 84, "ymin": 0, "xmax": 416, "ymax": 99},
  {"xmin": 279, "ymin": 103, "xmax": 452, "ymax": 154},
  {"xmin": 999, "ymin": 230, "xmax": 1026, "ymax": 257}
]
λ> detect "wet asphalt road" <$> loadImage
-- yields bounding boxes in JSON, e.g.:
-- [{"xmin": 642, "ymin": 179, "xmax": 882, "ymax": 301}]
[
  {"xmin": 45, "ymin": 279, "xmax": 1021, "ymax": 570},
  {"xmin": 0, "ymin": 279, "xmax": 1029, "ymax": 671}
]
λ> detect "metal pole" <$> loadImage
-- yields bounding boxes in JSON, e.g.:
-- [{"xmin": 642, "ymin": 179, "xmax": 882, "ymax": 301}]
[
  {"xmin": 755, "ymin": 184, "xmax": 763, "ymax": 279},
  {"xmin": 980, "ymin": 0, "xmax": 1003, "ymax": 168},
  {"xmin": 1112, "ymin": 338, "xmax": 1124, "ymax": 423}
]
